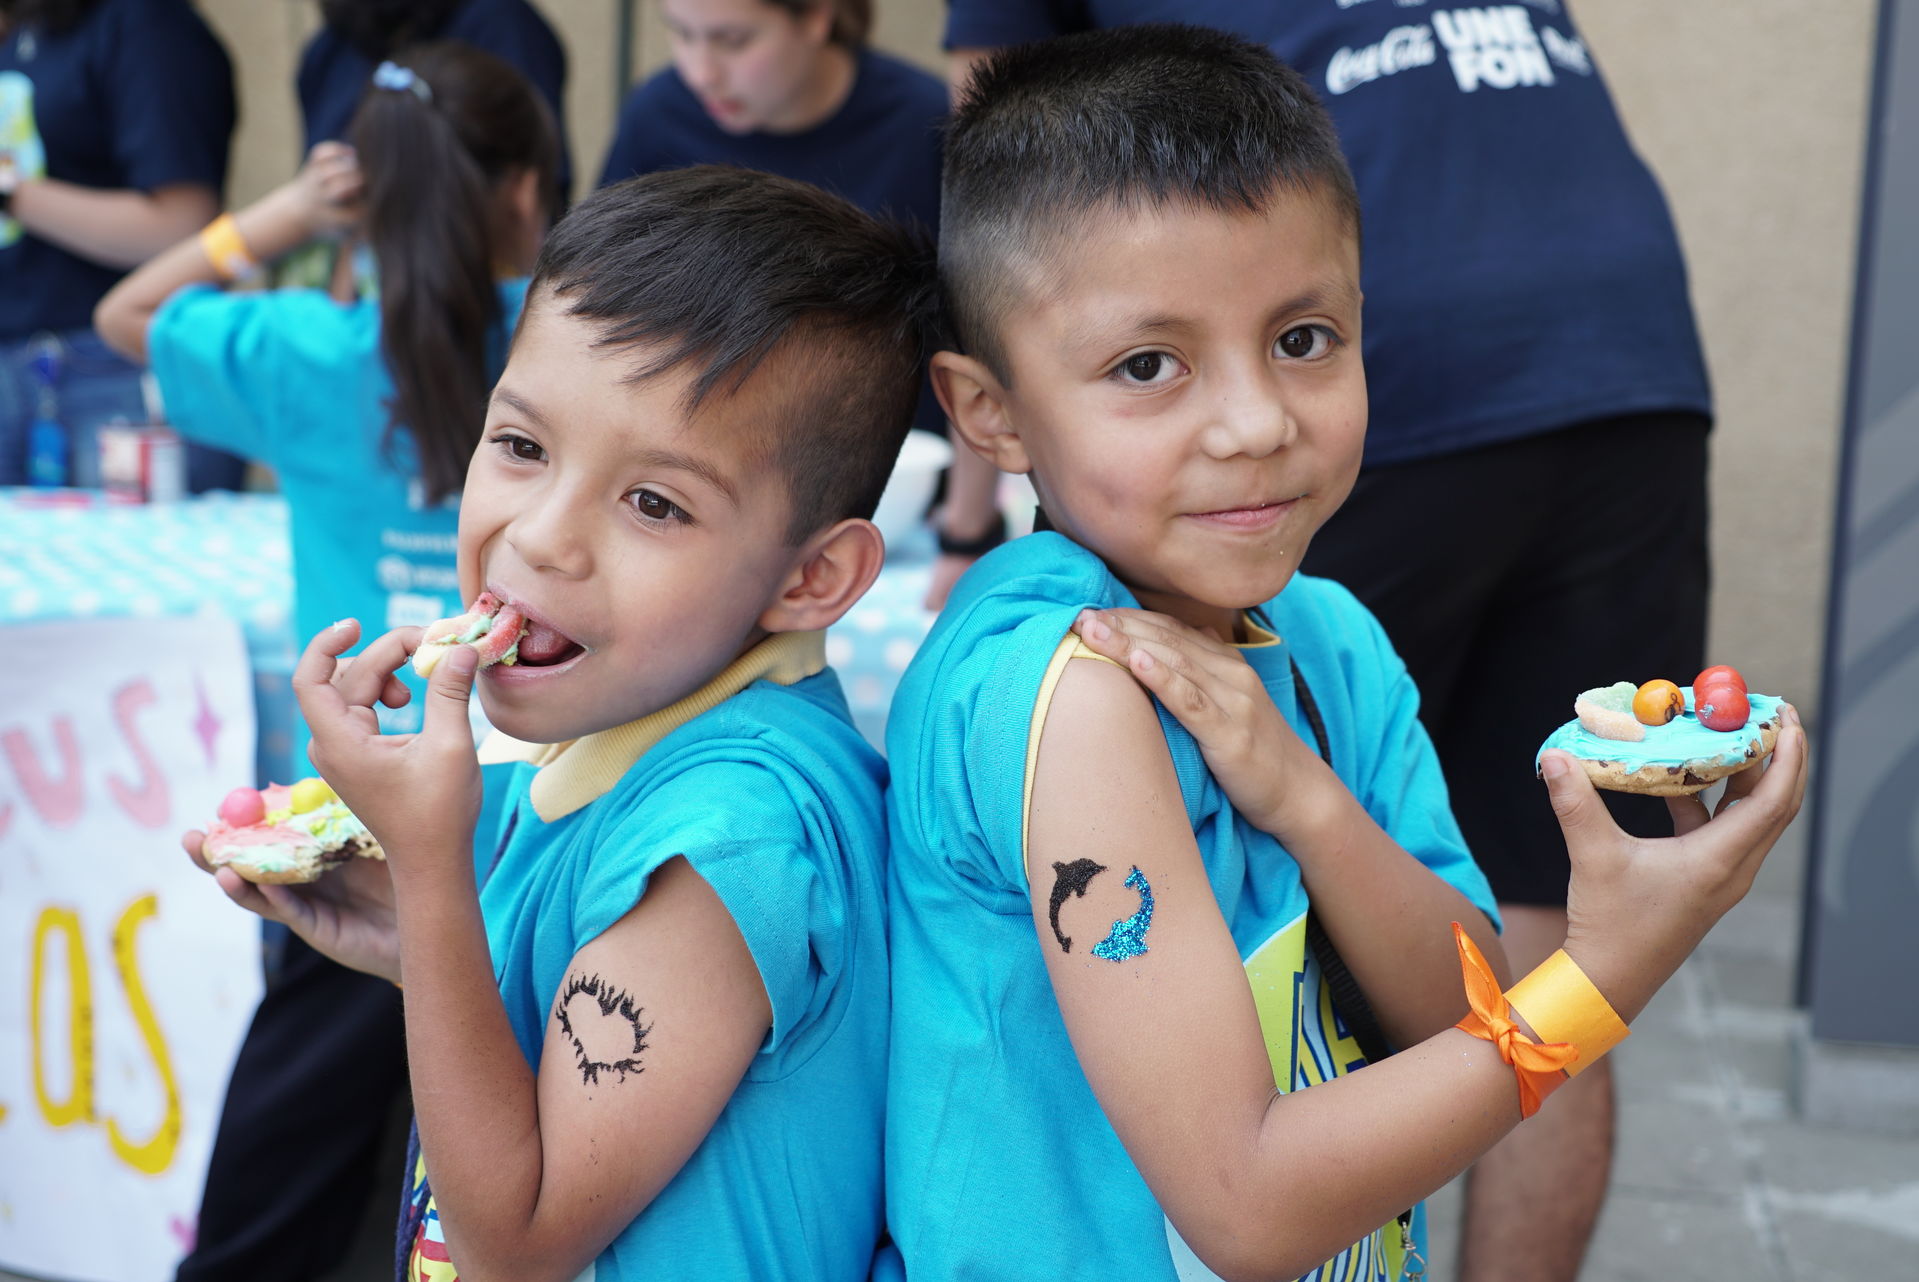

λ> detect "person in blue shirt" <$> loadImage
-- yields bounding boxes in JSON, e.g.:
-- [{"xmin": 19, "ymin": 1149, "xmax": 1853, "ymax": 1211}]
[
  {"xmin": 881, "ymin": 28, "xmax": 1805, "ymax": 1281},
  {"xmin": 183, "ymin": 166, "xmax": 933, "ymax": 1281},
  {"xmin": 601, "ymin": 0, "xmax": 946, "ymax": 441},
  {"xmin": 97, "ymin": 43, "xmax": 557, "ymax": 1282},
  {"xmin": 0, "ymin": 0, "xmax": 238, "ymax": 491},
  {"xmin": 945, "ymin": 6, "xmax": 1713, "ymax": 1274},
  {"xmin": 300, "ymin": 0, "xmax": 571, "ymax": 197}
]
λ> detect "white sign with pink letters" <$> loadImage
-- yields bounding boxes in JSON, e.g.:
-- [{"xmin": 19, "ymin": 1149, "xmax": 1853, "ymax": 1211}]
[{"xmin": 0, "ymin": 616, "xmax": 263, "ymax": 1282}]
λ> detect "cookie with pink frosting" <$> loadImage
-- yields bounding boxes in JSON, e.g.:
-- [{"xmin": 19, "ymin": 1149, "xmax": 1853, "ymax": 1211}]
[{"xmin": 204, "ymin": 778, "xmax": 384, "ymax": 884}]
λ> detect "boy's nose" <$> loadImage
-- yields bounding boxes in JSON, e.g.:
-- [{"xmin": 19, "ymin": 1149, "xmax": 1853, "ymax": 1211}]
[
  {"xmin": 506, "ymin": 491, "xmax": 591, "ymax": 579},
  {"xmin": 1202, "ymin": 374, "xmax": 1297, "ymax": 461}
]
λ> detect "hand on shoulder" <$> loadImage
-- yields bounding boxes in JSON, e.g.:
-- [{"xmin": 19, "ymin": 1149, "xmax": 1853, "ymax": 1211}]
[{"xmin": 1072, "ymin": 606, "xmax": 1339, "ymax": 842}]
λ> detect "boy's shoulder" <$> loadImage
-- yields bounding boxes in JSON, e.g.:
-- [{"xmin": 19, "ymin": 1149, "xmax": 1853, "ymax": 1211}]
[{"xmin": 903, "ymin": 533, "xmax": 1123, "ymax": 693}]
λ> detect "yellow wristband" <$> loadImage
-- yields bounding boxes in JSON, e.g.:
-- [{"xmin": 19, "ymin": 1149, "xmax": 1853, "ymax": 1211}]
[
  {"xmin": 198, "ymin": 213, "xmax": 259, "ymax": 281},
  {"xmin": 1504, "ymin": 949, "xmax": 1630, "ymax": 1078}
]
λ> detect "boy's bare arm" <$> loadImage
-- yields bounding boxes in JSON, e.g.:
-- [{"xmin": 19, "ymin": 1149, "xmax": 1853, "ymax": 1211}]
[
  {"xmin": 292, "ymin": 624, "xmax": 770, "ymax": 1282},
  {"xmin": 1074, "ymin": 608, "xmax": 1504, "ymax": 1044},
  {"xmin": 1028, "ymin": 657, "xmax": 1804, "ymax": 1281},
  {"xmin": 397, "ymin": 854, "xmax": 768, "ymax": 1282}
]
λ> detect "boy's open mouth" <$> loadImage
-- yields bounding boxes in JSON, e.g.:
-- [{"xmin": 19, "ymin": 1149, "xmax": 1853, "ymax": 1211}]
[{"xmin": 512, "ymin": 617, "xmax": 586, "ymax": 668}]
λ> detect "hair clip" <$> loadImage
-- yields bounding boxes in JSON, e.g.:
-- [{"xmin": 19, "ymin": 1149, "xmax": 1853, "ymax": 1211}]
[{"xmin": 372, "ymin": 61, "xmax": 433, "ymax": 103}]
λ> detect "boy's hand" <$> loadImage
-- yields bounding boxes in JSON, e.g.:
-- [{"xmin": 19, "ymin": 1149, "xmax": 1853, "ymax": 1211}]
[
  {"xmin": 293, "ymin": 619, "xmax": 482, "ymax": 884},
  {"xmin": 1073, "ymin": 607, "xmax": 1328, "ymax": 841},
  {"xmin": 1544, "ymin": 704, "xmax": 1810, "ymax": 1023},
  {"xmin": 183, "ymin": 827, "xmax": 401, "ymax": 984}
]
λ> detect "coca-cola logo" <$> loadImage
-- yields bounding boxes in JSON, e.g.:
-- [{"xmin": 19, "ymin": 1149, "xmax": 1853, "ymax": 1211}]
[{"xmin": 1325, "ymin": 25, "xmax": 1437, "ymax": 96}]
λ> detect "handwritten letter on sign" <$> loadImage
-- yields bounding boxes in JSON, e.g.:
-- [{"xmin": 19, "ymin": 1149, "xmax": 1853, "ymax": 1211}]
[{"xmin": 0, "ymin": 616, "xmax": 264, "ymax": 1282}]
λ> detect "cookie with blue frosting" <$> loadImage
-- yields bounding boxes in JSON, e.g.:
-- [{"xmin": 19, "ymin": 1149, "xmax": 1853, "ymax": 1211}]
[{"xmin": 1537, "ymin": 682, "xmax": 1783, "ymax": 796}]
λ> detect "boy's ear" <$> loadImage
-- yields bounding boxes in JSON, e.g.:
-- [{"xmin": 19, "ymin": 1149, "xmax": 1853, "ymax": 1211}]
[
  {"xmin": 758, "ymin": 518, "xmax": 886, "ymax": 635},
  {"xmin": 931, "ymin": 350, "xmax": 1032, "ymax": 476}
]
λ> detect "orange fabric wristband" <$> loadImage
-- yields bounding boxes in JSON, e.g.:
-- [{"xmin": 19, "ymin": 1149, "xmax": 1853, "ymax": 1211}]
[
  {"xmin": 198, "ymin": 213, "xmax": 258, "ymax": 281},
  {"xmin": 1504, "ymin": 948, "xmax": 1630, "ymax": 1079},
  {"xmin": 1451, "ymin": 922, "xmax": 1579, "ymax": 1118}
]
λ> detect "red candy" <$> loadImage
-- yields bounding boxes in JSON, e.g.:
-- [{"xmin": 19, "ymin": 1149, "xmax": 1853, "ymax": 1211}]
[
  {"xmin": 218, "ymin": 786, "xmax": 266, "ymax": 828},
  {"xmin": 1694, "ymin": 683, "xmax": 1751, "ymax": 732},
  {"xmin": 1694, "ymin": 665, "xmax": 1748, "ymax": 695}
]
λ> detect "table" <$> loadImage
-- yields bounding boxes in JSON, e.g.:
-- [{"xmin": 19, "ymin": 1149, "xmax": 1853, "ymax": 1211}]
[{"xmin": 0, "ymin": 489, "xmax": 296, "ymax": 781}]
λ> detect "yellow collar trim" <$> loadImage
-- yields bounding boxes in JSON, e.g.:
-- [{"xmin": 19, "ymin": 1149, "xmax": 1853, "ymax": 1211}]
[
  {"xmin": 1236, "ymin": 612, "xmax": 1281, "ymax": 649},
  {"xmin": 475, "ymin": 630, "xmax": 827, "ymax": 822}
]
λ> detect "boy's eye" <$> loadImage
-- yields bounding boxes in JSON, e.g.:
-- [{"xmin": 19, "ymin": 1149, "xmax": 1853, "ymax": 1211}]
[
  {"xmin": 628, "ymin": 489, "xmax": 690, "ymax": 525},
  {"xmin": 1116, "ymin": 352, "xmax": 1181, "ymax": 385},
  {"xmin": 494, "ymin": 433, "xmax": 545, "ymax": 462},
  {"xmin": 1276, "ymin": 325, "xmax": 1335, "ymax": 361}
]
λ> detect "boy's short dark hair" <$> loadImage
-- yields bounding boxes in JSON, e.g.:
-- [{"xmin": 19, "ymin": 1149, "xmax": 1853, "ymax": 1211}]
[
  {"xmin": 943, "ymin": 24, "xmax": 1361, "ymax": 382},
  {"xmin": 529, "ymin": 166, "xmax": 937, "ymax": 543}
]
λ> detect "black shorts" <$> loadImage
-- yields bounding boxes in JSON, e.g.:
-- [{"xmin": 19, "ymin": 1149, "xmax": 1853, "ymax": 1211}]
[{"xmin": 1301, "ymin": 412, "xmax": 1711, "ymax": 907}]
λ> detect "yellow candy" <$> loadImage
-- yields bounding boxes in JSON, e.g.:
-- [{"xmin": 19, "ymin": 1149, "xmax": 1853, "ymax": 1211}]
[{"xmin": 289, "ymin": 777, "xmax": 337, "ymax": 814}]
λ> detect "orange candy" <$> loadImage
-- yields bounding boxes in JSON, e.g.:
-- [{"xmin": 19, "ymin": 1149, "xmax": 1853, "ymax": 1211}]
[{"xmin": 1633, "ymin": 679, "xmax": 1685, "ymax": 727}]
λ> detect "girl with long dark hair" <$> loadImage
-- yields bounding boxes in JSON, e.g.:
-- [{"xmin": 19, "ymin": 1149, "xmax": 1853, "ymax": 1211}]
[{"xmin": 94, "ymin": 42, "xmax": 556, "ymax": 1281}]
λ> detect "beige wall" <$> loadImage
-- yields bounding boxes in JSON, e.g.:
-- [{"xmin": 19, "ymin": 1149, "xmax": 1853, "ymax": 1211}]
[{"xmin": 199, "ymin": 0, "xmax": 1873, "ymax": 715}]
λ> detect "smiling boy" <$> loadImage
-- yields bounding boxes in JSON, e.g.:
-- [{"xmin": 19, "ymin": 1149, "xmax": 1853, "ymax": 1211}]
[
  {"xmin": 192, "ymin": 166, "xmax": 934, "ymax": 1281},
  {"xmin": 879, "ymin": 26, "xmax": 1806, "ymax": 1282}
]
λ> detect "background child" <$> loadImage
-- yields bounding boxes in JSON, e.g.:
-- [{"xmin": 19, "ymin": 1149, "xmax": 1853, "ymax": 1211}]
[
  {"xmin": 881, "ymin": 27, "xmax": 1806, "ymax": 1281},
  {"xmin": 0, "ymin": 0, "xmax": 237, "ymax": 491},
  {"xmin": 186, "ymin": 166, "xmax": 935, "ymax": 1280},
  {"xmin": 601, "ymin": 0, "xmax": 948, "ymax": 442},
  {"xmin": 95, "ymin": 43, "xmax": 557, "ymax": 1282}
]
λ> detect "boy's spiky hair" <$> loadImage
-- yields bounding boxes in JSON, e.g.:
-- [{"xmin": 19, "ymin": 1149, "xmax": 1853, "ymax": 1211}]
[
  {"xmin": 942, "ymin": 24, "xmax": 1361, "ymax": 382},
  {"xmin": 529, "ymin": 165, "xmax": 939, "ymax": 543}
]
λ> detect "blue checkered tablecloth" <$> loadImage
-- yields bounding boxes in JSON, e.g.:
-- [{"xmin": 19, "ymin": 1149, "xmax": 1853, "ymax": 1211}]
[
  {"xmin": 4, "ymin": 488, "xmax": 939, "ymax": 762},
  {"xmin": 1, "ymin": 489, "xmax": 298, "ymax": 781}
]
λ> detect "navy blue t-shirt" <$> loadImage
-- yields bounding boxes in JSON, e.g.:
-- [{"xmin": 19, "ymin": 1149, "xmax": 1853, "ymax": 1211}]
[
  {"xmin": 601, "ymin": 49, "xmax": 945, "ymax": 432},
  {"xmin": 297, "ymin": 0, "xmax": 572, "ymax": 193},
  {"xmin": 0, "ymin": 0, "xmax": 234, "ymax": 341},
  {"xmin": 945, "ymin": 1, "xmax": 1712, "ymax": 466},
  {"xmin": 600, "ymin": 48, "xmax": 944, "ymax": 235}
]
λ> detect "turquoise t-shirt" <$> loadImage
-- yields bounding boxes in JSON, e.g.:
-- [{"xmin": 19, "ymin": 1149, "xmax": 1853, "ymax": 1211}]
[
  {"xmin": 882, "ymin": 533, "xmax": 1499, "ymax": 1282},
  {"xmin": 147, "ymin": 280, "xmax": 527, "ymax": 765},
  {"xmin": 411, "ymin": 670, "xmax": 888, "ymax": 1280}
]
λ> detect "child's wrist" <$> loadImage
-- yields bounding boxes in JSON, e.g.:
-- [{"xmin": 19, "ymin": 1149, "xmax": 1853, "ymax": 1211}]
[
  {"xmin": 1554, "ymin": 936, "xmax": 1650, "ymax": 1026},
  {"xmin": 1258, "ymin": 747, "xmax": 1348, "ymax": 847}
]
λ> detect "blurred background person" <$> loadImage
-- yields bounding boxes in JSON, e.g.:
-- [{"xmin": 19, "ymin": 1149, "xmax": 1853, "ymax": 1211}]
[
  {"xmin": 947, "ymin": 5, "xmax": 1712, "ymax": 1281},
  {"xmin": 600, "ymin": 0, "xmax": 994, "ymax": 579},
  {"xmin": 97, "ymin": 42, "xmax": 557, "ymax": 1282},
  {"xmin": 302, "ymin": 0, "xmax": 570, "ymax": 198},
  {"xmin": 0, "ymin": 0, "xmax": 238, "ymax": 492}
]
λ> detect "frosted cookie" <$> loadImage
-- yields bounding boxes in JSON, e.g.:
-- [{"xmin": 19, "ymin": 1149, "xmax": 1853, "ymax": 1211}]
[
  {"xmin": 413, "ymin": 592, "xmax": 528, "ymax": 678},
  {"xmin": 1538, "ymin": 676, "xmax": 1783, "ymax": 797},
  {"xmin": 204, "ymin": 778, "xmax": 384, "ymax": 884}
]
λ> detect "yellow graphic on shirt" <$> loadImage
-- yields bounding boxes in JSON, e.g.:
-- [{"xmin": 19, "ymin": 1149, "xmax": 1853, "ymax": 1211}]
[
  {"xmin": 0, "ymin": 72, "xmax": 47, "ymax": 249},
  {"xmin": 1165, "ymin": 914, "xmax": 1405, "ymax": 1282}
]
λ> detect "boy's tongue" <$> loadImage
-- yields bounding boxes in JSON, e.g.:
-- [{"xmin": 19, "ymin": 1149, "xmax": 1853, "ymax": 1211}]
[{"xmin": 515, "ymin": 618, "xmax": 578, "ymax": 665}]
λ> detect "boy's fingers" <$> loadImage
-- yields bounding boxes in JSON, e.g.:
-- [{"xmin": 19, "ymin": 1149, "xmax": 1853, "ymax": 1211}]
[
  {"xmin": 421, "ymin": 644, "xmax": 479, "ymax": 746},
  {"xmin": 292, "ymin": 619, "xmax": 362, "ymax": 720},
  {"xmin": 380, "ymin": 674, "xmax": 412, "ymax": 709},
  {"xmin": 182, "ymin": 828, "xmax": 213, "ymax": 874},
  {"xmin": 1097, "ymin": 608, "xmax": 1237, "ymax": 664},
  {"xmin": 213, "ymin": 866, "xmax": 283, "ymax": 922},
  {"xmin": 1540, "ymin": 751, "xmax": 1615, "ymax": 850},
  {"xmin": 1665, "ymin": 792, "xmax": 1712, "ymax": 838},
  {"xmin": 336, "ymin": 626, "xmax": 422, "ymax": 708}
]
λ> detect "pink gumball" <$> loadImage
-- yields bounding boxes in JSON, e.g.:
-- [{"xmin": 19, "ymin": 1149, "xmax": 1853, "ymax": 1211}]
[{"xmin": 218, "ymin": 786, "xmax": 266, "ymax": 828}]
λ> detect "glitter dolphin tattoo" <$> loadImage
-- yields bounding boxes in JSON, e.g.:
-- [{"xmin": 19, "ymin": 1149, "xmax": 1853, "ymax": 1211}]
[
  {"xmin": 1091, "ymin": 866, "xmax": 1155, "ymax": 962},
  {"xmin": 554, "ymin": 972, "xmax": 652, "ymax": 1086},
  {"xmin": 1047, "ymin": 858, "xmax": 1108, "ymax": 953}
]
